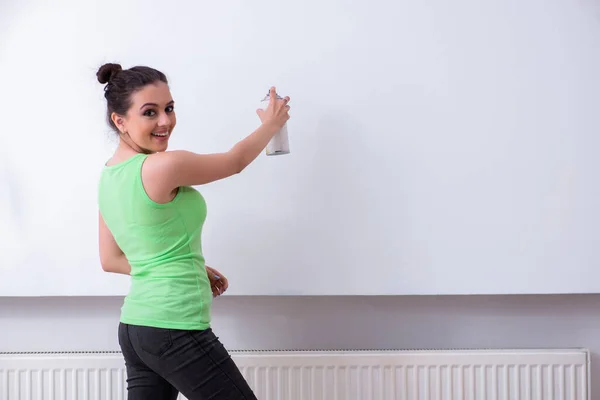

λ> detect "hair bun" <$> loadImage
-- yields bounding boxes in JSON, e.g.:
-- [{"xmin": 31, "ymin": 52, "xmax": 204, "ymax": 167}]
[{"xmin": 97, "ymin": 63, "xmax": 123, "ymax": 84}]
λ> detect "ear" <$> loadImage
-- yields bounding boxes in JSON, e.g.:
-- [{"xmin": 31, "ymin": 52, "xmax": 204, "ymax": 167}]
[{"xmin": 111, "ymin": 112, "xmax": 126, "ymax": 134}]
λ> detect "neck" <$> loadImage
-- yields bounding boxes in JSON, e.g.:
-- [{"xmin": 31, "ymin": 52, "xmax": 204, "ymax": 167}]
[{"xmin": 119, "ymin": 134, "xmax": 153, "ymax": 155}]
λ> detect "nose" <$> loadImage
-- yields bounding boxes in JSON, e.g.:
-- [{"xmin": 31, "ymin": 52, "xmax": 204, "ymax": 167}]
[{"xmin": 158, "ymin": 112, "xmax": 171, "ymax": 129}]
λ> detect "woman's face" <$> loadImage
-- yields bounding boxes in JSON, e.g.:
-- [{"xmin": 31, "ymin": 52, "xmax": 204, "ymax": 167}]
[{"xmin": 112, "ymin": 81, "xmax": 177, "ymax": 153}]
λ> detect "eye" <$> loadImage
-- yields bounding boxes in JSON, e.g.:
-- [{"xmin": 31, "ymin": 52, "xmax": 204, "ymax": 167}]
[
  {"xmin": 166, "ymin": 105, "xmax": 175, "ymax": 113},
  {"xmin": 143, "ymin": 109, "xmax": 156, "ymax": 117}
]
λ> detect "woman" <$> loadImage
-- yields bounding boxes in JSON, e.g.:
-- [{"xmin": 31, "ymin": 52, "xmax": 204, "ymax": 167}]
[{"xmin": 96, "ymin": 63, "xmax": 290, "ymax": 399}]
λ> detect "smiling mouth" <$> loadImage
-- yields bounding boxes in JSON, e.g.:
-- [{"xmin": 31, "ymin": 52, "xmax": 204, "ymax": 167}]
[{"xmin": 151, "ymin": 132, "xmax": 169, "ymax": 137}]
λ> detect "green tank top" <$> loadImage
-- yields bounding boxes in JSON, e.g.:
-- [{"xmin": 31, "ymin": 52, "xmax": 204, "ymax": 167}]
[{"xmin": 98, "ymin": 153, "xmax": 212, "ymax": 330}]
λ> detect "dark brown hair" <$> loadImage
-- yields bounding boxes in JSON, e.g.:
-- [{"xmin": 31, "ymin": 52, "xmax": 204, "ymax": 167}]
[{"xmin": 97, "ymin": 63, "xmax": 168, "ymax": 132}]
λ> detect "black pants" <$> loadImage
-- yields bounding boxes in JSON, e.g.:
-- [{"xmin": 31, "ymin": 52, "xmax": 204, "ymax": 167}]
[{"xmin": 118, "ymin": 322, "xmax": 258, "ymax": 399}]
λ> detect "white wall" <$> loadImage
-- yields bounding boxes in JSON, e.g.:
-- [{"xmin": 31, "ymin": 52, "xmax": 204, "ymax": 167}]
[
  {"xmin": 1, "ymin": 295, "xmax": 598, "ymax": 394},
  {"xmin": 3, "ymin": 0, "xmax": 600, "ymax": 298}
]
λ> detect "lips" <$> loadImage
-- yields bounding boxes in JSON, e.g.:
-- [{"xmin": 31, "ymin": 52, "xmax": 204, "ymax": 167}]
[{"xmin": 151, "ymin": 131, "xmax": 168, "ymax": 137}]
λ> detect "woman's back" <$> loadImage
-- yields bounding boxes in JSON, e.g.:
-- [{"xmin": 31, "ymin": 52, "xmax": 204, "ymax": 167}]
[{"xmin": 98, "ymin": 153, "xmax": 213, "ymax": 330}]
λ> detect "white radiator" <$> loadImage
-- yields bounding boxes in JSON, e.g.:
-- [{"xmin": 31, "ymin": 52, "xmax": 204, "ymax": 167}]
[{"xmin": 0, "ymin": 349, "xmax": 590, "ymax": 400}]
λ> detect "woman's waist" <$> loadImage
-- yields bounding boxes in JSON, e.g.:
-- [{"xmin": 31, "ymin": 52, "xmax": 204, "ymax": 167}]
[{"xmin": 129, "ymin": 257, "xmax": 206, "ymax": 279}]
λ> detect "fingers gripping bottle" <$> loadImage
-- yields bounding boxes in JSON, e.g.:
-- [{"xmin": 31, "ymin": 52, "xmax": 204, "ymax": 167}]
[{"xmin": 259, "ymin": 91, "xmax": 290, "ymax": 156}]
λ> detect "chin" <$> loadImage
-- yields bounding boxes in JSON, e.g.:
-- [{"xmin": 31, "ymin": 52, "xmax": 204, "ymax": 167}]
[{"xmin": 149, "ymin": 135, "xmax": 170, "ymax": 151}]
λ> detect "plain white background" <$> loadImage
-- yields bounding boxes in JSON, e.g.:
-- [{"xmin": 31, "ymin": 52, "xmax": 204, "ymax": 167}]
[
  {"xmin": 2, "ymin": 0, "xmax": 600, "ymax": 297},
  {"xmin": 1, "ymin": 295, "xmax": 598, "ymax": 394}
]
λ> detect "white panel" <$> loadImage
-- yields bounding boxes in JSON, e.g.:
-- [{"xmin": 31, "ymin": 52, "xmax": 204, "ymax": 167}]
[
  {"xmin": 0, "ymin": 349, "xmax": 590, "ymax": 399},
  {"xmin": 1, "ymin": 0, "xmax": 599, "ymax": 296}
]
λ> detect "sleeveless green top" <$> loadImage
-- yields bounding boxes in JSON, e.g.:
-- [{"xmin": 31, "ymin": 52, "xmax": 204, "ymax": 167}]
[{"xmin": 98, "ymin": 153, "xmax": 212, "ymax": 330}]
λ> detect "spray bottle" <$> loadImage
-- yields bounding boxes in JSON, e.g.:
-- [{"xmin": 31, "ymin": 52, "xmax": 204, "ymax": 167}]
[{"xmin": 259, "ymin": 91, "xmax": 290, "ymax": 156}]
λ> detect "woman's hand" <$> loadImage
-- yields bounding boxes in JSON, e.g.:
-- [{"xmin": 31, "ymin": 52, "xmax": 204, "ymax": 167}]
[
  {"xmin": 206, "ymin": 265, "xmax": 229, "ymax": 297},
  {"xmin": 256, "ymin": 86, "xmax": 290, "ymax": 130}
]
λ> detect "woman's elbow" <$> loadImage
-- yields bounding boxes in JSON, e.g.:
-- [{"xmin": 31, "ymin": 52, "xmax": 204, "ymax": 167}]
[
  {"xmin": 99, "ymin": 255, "xmax": 116, "ymax": 272},
  {"xmin": 100, "ymin": 260, "xmax": 113, "ymax": 272}
]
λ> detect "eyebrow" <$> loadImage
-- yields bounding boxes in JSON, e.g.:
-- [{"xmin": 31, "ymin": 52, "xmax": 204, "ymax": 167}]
[{"xmin": 140, "ymin": 100, "xmax": 175, "ymax": 110}]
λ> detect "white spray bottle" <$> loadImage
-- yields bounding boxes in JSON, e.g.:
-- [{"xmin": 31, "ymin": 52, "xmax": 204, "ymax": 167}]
[{"xmin": 259, "ymin": 91, "xmax": 290, "ymax": 156}]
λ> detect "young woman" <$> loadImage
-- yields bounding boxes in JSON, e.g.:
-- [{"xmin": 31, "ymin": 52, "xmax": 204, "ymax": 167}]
[{"xmin": 96, "ymin": 63, "xmax": 290, "ymax": 399}]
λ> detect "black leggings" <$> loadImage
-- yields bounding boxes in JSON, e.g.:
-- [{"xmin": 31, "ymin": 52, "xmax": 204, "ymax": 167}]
[{"xmin": 118, "ymin": 322, "xmax": 257, "ymax": 400}]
